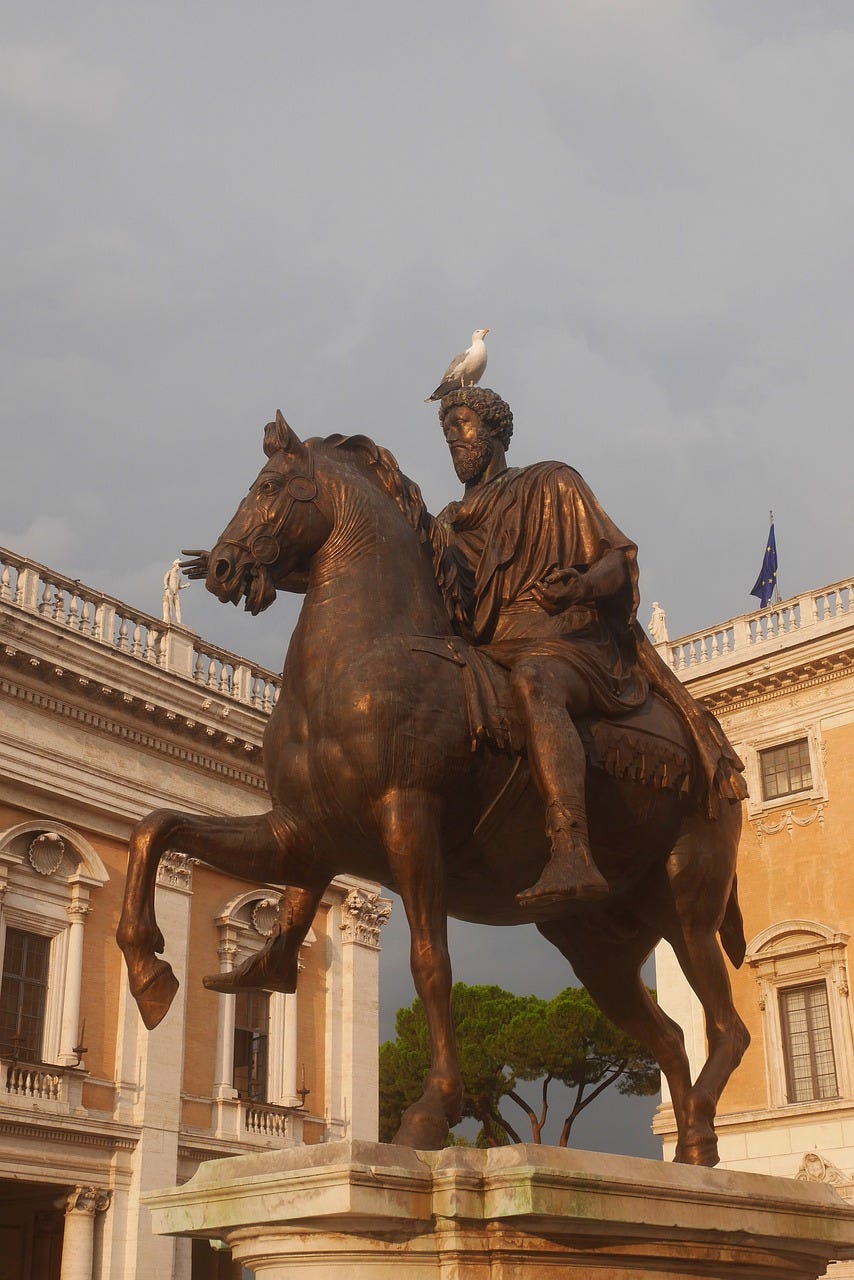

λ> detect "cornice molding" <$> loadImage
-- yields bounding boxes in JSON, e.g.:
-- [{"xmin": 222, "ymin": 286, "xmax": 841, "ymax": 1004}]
[
  {"xmin": 0, "ymin": 1113, "xmax": 138, "ymax": 1151},
  {"xmin": 0, "ymin": 672, "xmax": 266, "ymax": 790},
  {"xmin": 692, "ymin": 647, "xmax": 854, "ymax": 715}
]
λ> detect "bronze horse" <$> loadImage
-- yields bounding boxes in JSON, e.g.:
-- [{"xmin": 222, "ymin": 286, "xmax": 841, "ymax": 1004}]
[{"xmin": 116, "ymin": 414, "xmax": 749, "ymax": 1165}]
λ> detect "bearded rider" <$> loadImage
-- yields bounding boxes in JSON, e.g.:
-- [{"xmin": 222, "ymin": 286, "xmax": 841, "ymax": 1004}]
[{"xmin": 430, "ymin": 387, "xmax": 746, "ymax": 910}]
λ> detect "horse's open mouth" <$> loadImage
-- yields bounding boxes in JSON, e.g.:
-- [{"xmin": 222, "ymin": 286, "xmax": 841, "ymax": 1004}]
[{"xmin": 244, "ymin": 563, "xmax": 277, "ymax": 615}]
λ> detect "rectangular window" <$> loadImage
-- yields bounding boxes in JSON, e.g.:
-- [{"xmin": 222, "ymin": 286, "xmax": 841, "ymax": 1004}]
[
  {"xmin": 0, "ymin": 929, "xmax": 50, "ymax": 1061},
  {"xmin": 760, "ymin": 738, "xmax": 813, "ymax": 802},
  {"xmin": 233, "ymin": 989, "xmax": 270, "ymax": 1102},
  {"xmin": 779, "ymin": 982, "xmax": 838, "ymax": 1103}
]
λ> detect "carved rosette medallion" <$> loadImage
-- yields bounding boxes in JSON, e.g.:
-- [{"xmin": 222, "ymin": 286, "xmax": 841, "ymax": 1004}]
[
  {"xmin": 340, "ymin": 888, "xmax": 392, "ymax": 947},
  {"xmin": 28, "ymin": 832, "xmax": 65, "ymax": 876},
  {"xmin": 156, "ymin": 850, "xmax": 195, "ymax": 890}
]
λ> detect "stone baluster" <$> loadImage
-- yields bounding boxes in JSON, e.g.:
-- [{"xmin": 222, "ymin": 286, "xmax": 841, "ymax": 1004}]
[
  {"xmin": 117, "ymin": 616, "xmax": 129, "ymax": 652},
  {"xmin": 59, "ymin": 1186, "xmax": 111, "ymax": 1280},
  {"xmin": 67, "ymin": 591, "xmax": 80, "ymax": 630},
  {"xmin": 39, "ymin": 581, "xmax": 54, "ymax": 616},
  {"xmin": 0, "ymin": 563, "xmax": 11, "ymax": 602},
  {"xmin": 131, "ymin": 621, "xmax": 143, "ymax": 657}
]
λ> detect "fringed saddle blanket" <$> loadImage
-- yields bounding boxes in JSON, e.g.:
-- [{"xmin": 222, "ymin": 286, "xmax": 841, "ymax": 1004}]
[{"xmin": 409, "ymin": 635, "xmax": 694, "ymax": 796}]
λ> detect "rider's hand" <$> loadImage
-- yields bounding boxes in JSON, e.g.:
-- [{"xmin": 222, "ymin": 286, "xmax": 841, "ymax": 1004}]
[
  {"xmin": 180, "ymin": 549, "xmax": 210, "ymax": 580},
  {"xmin": 531, "ymin": 567, "xmax": 588, "ymax": 616}
]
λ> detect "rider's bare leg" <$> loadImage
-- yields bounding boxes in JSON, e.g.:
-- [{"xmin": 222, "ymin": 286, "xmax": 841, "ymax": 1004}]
[
  {"xmin": 203, "ymin": 883, "xmax": 326, "ymax": 994},
  {"xmin": 510, "ymin": 657, "xmax": 609, "ymax": 907}
]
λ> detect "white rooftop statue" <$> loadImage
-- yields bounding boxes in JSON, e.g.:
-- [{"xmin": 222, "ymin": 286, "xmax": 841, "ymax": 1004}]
[
  {"xmin": 648, "ymin": 601, "xmax": 669, "ymax": 645},
  {"xmin": 162, "ymin": 557, "xmax": 189, "ymax": 626}
]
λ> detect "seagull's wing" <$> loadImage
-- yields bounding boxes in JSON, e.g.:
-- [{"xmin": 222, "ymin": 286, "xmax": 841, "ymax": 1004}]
[{"xmin": 425, "ymin": 346, "xmax": 469, "ymax": 402}]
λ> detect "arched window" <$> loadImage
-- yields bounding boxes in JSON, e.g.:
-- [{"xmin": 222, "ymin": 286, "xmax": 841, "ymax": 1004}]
[
  {"xmin": 746, "ymin": 921, "xmax": 853, "ymax": 1110},
  {"xmin": 0, "ymin": 822, "xmax": 109, "ymax": 1070}
]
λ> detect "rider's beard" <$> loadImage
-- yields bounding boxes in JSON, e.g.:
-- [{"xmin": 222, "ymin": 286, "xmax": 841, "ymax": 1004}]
[{"xmin": 451, "ymin": 438, "xmax": 493, "ymax": 484}]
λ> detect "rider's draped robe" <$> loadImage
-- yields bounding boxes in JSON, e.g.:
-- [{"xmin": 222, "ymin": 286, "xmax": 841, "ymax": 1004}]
[{"xmin": 432, "ymin": 462, "xmax": 746, "ymax": 817}]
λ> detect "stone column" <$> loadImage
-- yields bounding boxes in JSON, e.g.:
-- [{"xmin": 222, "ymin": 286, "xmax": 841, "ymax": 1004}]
[
  {"xmin": 331, "ymin": 886, "xmax": 391, "ymax": 1141},
  {"xmin": 58, "ymin": 893, "xmax": 89, "ymax": 1066},
  {"xmin": 104, "ymin": 851, "xmax": 193, "ymax": 1279},
  {"xmin": 59, "ymin": 1186, "xmax": 111, "ymax": 1280},
  {"xmin": 213, "ymin": 941, "xmax": 238, "ymax": 1099},
  {"xmin": 282, "ymin": 991, "xmax": 299, "ymax": 1104}
]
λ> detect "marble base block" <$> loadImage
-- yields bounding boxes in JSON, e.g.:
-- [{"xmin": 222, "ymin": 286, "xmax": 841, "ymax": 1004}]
[{"xmin": 145, "ymin": 1140, "xmax": 854, "ymax": 1279}]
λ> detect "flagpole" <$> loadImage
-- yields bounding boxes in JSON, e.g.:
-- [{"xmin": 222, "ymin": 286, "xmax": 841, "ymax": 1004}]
[{"xmin": 770, "ymin": 509, "xmax": 781, "ymax": 604}]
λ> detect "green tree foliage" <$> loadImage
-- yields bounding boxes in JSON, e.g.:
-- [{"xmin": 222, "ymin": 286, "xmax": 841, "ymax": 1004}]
[{"xmin": 379, "ymin": 983, "xmax": 660, "ymax": 1147}]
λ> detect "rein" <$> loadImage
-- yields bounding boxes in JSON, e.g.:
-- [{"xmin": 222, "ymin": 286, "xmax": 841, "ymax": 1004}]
[{"xmin": 220, "ymin": 445, "xmax": 319, "ymax": 566}]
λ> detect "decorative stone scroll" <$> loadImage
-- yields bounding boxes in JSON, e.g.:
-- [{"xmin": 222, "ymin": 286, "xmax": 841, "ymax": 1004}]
[
  {"xmin": 156, "ymin": 850, "xmax": 195, "ymax": 890},
  {"xmin": 28, "ymin": 831, "xmax": 66, "ymax": 876},
  {"xmin": 752, "ymin": 803, "xmax": 825, "ymax": 843},
  {"xmin": 340, "ymin": 888, "xmax": 391, "ymax": 947},
  {"xmin": 796, "ymin": 1151, "xmax": 854, "ymax": 1202}
]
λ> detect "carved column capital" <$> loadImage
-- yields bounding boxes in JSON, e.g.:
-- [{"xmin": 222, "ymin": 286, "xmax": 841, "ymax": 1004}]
[
  {"xmin": 156, "ymin": 850, "xmax": 195, "ymax": 890},
  {"xmin": 64, "ymin": 1185, "xmax": 112, "ymax": 1216},
  {"xmin": 339, "ymin": 888, "xmax": 391, "ymax": 947}
]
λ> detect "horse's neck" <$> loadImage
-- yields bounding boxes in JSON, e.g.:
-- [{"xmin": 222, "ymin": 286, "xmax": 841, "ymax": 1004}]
[{"xmin": 300, "ymin": 479, "xmax": 451, "ymax": 640}]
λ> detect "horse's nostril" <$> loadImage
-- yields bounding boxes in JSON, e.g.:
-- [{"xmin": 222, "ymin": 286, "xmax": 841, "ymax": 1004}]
[{"xmin": 214, "ymin": 558, "xmax": 231, "ymax": 580}]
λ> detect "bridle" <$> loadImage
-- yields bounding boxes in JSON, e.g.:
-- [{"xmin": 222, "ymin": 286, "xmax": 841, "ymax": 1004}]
[{"xmin": 220, "ymin": 445, "xmax": 320, "ymax": 566}]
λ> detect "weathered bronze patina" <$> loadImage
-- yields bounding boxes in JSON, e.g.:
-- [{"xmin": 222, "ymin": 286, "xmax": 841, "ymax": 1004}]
[{"xmin": 117, "ymin": 398, "xmax": 749, "ymax": 1166}]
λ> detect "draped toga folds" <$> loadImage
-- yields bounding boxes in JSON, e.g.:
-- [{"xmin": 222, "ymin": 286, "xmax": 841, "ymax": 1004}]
[{"xmin": 431, "ymin": 462, "xmax": 747, "ymax": 817}]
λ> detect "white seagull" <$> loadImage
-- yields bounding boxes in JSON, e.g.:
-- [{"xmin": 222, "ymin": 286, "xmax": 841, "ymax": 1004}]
[{"xmin": 425, "ymin": 328, "xmax": 490, "ymax": 401}]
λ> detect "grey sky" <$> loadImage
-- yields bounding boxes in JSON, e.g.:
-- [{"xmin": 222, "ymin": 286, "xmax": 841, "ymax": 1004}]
[{"xmin": 3, "ymin": 2, "xmax": 853, "ymax": 1156}]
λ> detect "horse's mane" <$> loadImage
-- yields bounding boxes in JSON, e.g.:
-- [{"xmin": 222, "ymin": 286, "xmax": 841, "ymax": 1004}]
[{"xmin": 317, "ymin": 433, "xmax": 434, "ymax": 543}]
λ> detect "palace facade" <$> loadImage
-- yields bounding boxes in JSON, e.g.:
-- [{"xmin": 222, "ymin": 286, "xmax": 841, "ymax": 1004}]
[
  {"xmin": 653, "ymin": 578, "xmax": 854, "ymax": 1235},
  {"xmin": 0, "ymin": 547, "xmax": 390, "ymax": 1280}
]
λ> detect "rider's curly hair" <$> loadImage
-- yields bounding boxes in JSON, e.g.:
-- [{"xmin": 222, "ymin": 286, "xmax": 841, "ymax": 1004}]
[{"xmin": 437, "ymin": 387, "xmax": 514, "ymax": 450}]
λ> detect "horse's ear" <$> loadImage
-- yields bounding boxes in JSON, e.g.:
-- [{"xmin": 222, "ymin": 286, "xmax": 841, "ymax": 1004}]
[{"xmin": 263, "ymin": 410, "xmax": 302, "ymax": 458}]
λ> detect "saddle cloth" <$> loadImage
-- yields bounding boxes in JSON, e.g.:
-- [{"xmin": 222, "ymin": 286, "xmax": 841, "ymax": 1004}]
[{"xmin": 409, "ymin": 635, "xmax": 694, "ymax": 796}]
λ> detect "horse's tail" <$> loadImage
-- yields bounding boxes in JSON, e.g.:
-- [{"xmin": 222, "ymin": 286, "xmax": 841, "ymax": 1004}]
[{"xmin": 719, "ymin": 875, "xmax": 747, "ymax": 968}]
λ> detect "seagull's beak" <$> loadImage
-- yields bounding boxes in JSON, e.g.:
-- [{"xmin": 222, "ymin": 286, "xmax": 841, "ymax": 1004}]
[{"xmin": 483, "ymin": 327, "xmax": 490, "ymax": 335}]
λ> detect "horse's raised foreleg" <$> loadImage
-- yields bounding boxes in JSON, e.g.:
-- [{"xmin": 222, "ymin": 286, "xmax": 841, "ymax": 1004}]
[
  {"xmin": 664, "ymin": 805, "xmax": 749, "ymax": 1166},
  {"xmin": 538, "ymin": 907, "xmax": 694, "ymax": 1144},
  {"xmin": 381, "ymin": 790, "xmax": 461, "ymax": 1150},
  {"xmin": 116, "ymin": 808, "xmax": 306, "ymax": 1030}
]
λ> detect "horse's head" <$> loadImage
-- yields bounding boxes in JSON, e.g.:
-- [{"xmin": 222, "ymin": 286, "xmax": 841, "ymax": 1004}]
[{"xmin": 206, "ymin": 411, "xmax": 332, "ymax": 614}]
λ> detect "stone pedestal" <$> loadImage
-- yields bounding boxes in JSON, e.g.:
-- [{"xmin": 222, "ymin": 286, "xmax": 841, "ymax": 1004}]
[{"xmin": 145, "ymin": 1141, "xmax": 854, "ymax": 1279}]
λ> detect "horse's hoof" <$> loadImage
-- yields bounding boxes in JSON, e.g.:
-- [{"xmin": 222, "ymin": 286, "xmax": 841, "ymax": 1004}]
[
  {"xmin": 134, "ymin": 963, "xmax": 179, "ymax": 1030},
  {"xmin": 392, "ymin": 1102, "xmax": 450, "ymax": 1151},
  {"xmin": 674, "ymin": 1139, "xmax": 720, "ymax": 1168}
]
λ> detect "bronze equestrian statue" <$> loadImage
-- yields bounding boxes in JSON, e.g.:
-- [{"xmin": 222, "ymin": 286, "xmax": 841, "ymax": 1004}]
[{"xmin": 117, "ymin": 391, "xmax": 750, "ymax": 1166}]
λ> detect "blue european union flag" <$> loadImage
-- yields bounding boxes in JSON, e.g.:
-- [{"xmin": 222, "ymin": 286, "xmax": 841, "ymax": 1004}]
[{"xmin": 750, "ymin": 522, "xmax": 778, "ymax": 608}]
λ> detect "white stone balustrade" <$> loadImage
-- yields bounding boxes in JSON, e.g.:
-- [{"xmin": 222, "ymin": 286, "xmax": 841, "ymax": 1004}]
[
  {"xmin": 243, "ymin": 1101, "xmax": 295, "ymax": 1140},
  {"xmin": 0, "ymin": 545, "xmax": 280, "ymax": 710},
  {"xmin": 661, "ymin": 579, "xmax": 853, "ymax": 676},
  {"xmin": 2, "ymin": 1058, "xmax": 86, "ymax": 1110}
]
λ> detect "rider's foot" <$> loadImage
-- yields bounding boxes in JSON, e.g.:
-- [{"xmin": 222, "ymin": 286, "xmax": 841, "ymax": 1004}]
[
  {"xmin": 516, "ymin": 820, "xmax": 609, "ymax": 909},
  {"xmin": 202, "ymin": 938, "xmax": 298, "ymax": 995}
]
